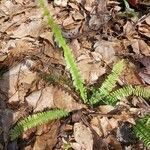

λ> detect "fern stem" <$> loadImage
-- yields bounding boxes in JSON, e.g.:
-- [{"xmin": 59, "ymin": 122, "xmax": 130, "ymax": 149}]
[
  {"xmin": 10, "ymin": 109, "xmax": 69, "ymax": 140},
  {"xmin": 38, "ymin": 0, "xmax": 87, "ymax": 102}
]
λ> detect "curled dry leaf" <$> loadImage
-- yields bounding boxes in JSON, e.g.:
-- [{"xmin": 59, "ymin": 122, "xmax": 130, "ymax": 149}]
[
  {"xmin": 74, "ymin": 122, "xmax": 93, "ymax": 150},
  {"xmin": 26, "ymin": 86, "xmax": 85, "ymax": 112}
]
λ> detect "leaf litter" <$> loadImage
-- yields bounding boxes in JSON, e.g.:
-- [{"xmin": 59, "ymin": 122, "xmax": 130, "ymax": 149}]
[{"xmin": 0, "ymin": 0, "xmax": 150, "ymax": 149}]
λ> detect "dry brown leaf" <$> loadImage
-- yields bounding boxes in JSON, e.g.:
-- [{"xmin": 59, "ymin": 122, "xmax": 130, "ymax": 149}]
[
  {"xmin": 99, "ymin": 117, "xmax": 114, "ymax": 136},
  {"xmin": 123, "ymin": 21, "xmax": 136, "ymax": 38},
  {"xmin": 63, "ymin": 15, "xmax": 74, "ymax": 27},
  {"xmin": 26, "ymin": 86, "xmax": 85, "ymax": 112},
  {"xmin": 106, "ymin": 135, "xmax": 123, "ymax": 150},
  {"xmin": 139, "ymin": 71, "xmax": 150, "ymax": 84},
  {"xmin": 94, "ymin": 40, "xmax": 116, "ymax": 64},
  {"xmin": 32, "ymin": 121, "xmax": 60, "ymax": 150},
  {"xmin": 77, "ymin": 53, "xmax": 106, "ymax": 85},
  {"xmin": 72, "ymin": 11, "xmax": 84, "ymax": 21},
  {"xmin": 70, "ymin": 142, "xmax": 82, "ymax": 150},
  {"xmin": 99, "ymin": 105, "xmax": 114, "ymax": 114},
  {"xmin": 130, "ymin": 39, "xmax": 150, "ymax": 56},
  {"xmin": 84, "ymin": 0, "xmax": 95, "ymax": 12},
  {"xmin": 89, "ymin": 0, "xmax": 111, "ymax": 30},
  {"xmin": 114, "ymin": 111, "xmax": 135, "ymax": 124},
  {"xmin": 40, "ymin": 32, "xmax": 55, "ymax": 46},
  {"xmin": 138, "ymin": 56, "xmax": 150, "ymax": 84},
  {"xmin": 122, "ymin": 62, "xmax": 142, "ymax": 84},
  {"xmin": 74, "ymin": 122, "xmax": 93, "ymax": 150},
  {"xmin": 54, "ymin": 0, "xmax": 68, "ymax": 7},
  {"xmin": 90, "ymin": 117, "xmax": 103, "ymax": 137},
  {"xmin": 68, "ymin": 2, "xmax": 79, "ymax": 10},
  {"xmin": 11, "ymin": 19, "xmax": 43, "ymax": 38},
  {"xmin": 0, "ymin": 59, "xmax": 37, "ymax": 102},
  {"xmin": 138, "ymin": 16, "xmax": 150, "ymax": 38},
  {"xmin": 62, "ymin": 24, "xmax": 81, "ymax": 38}
]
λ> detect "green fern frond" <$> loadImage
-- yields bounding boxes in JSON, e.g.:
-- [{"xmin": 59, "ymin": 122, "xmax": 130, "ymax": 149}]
[
  {"xmin": 134, "ymin": 116, "xmax": 150, "ymax": 149},
  {"xmin": 38, "ymin": 0, "xmax": 87, "ymax": 102},
  {"xmin": 105, "ymin": 85, "xmax": 150, "ymax": 105},
  {"xmin": 133, "ymin": 86, "xmax": 150, "ymax": 99},
  {"xmin": 10, "ymin": 109, "xmax": 69, "ymax": 140},
  {"xmin": 90, "ymin": 60, "xmax": 125, "ymax": 105},
  {"xmin": 105, "ymin": 85, "xmax": 134, "ymax": 105}
]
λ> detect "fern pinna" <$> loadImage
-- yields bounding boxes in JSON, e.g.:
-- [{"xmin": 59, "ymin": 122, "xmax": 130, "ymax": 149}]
[
  {"xmin": 10, "ymin": 109, "xmax": 69, "ymax": 140},
  {"xmin": 134, "ymin": 115, "xmax": 150, "ymax": 149},
  {"xmin": 38, "ymin": 0, "xmax": 87, "ymax": 102},
  {"xmin": 90, "ymin": 60, "xmax": 125, "ymax": 105},
  {"xmin": 105, "ymin": 85, "xmax": 150, "ymax": 105},
  {"xmin": 89, "ymin": 60, "xmax": 150, "ymax": 105}
]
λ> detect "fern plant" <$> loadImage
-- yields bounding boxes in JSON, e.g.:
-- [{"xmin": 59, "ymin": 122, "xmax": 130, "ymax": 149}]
[
  {"xmin": 10, "ymin": 0, "xmax": 150, "ymax": 147},
  {"xmin": 104, "ymin": 85, "xmax": 150, "ymax": 105},
  {"xmin": 134, "ymin": 115, "xmax": 150, "ymax": 149},
  {"xmin": 38, "ymin": 0, "xmax": 87, "ymax": 102},
  {"xmin": 89, "ymin": 60, "xmax": 125, "ymax": 105},
  {"xmin": 10, "ymin": 109, "xmax": 69, "ymax": 140}
]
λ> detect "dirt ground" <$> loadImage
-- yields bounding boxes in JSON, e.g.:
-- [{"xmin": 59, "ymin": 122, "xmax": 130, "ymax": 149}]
[{"xmin": 0, "ymin": 0, "xmax": 150, "ymax": 150}]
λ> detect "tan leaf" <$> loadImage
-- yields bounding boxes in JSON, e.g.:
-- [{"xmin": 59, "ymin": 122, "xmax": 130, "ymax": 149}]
[
  {"xmin": 54, "ymin": 0, "xmax": 68, "ymax": 7},
  {"xmin": 0, "ymin": 60, "xmax": 37, "ymax": 101},
  {"xmin": 32, "ymin": 121, "xmax": 60, "ymax": 150},
  {"xmin": 11, "ymin": 19, "xmax": 43, "ymax": 38},
  {"xmin": 74, "ymin": 122, "xmax": 93, "ymax": 150},
  {"xmin": 26, "ymin": 86, "xmax": 85, "ymax": 112},
  {"xmin": 94, "ymin": 40, "xmax": 116, "ymax": 64}
]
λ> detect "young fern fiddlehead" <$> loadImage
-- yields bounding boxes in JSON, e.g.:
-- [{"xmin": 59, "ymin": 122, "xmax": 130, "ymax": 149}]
[
  {"xmin": 10, "ymin": 109, "xmax": 69, "ymax": 140},
  {"xmin": 38, "ymin": 0, "xmax": 87, "ymax": 102}
]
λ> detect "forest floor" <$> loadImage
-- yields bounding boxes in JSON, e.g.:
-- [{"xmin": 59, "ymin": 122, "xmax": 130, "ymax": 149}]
[{"xmin": 0, "ymin": 0, "xmax": 150, "ymax": 150}]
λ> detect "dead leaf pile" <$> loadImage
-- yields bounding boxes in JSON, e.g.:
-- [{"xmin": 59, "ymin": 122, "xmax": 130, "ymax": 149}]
[{"xmin": 0, "ymin": 0, "xmax": 150, "ymax": 149}]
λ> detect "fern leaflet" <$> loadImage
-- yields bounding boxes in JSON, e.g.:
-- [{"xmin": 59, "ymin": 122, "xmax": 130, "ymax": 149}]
[
  {"xmin": 10, "ymin": 109, "xmax": 69, "ymax": 140},
  {"xmin": 105, "ymin": 85, "xmax": 150, "ymax": 105},
  {"xmin": 90, "ymin": 60, "xmax": 124, "ymax": 104},
  {"xmin": 38, "ymin": 0, "xmax": 87, "ymax": 102},
  {"xmin": 134, "ymin": 116, "xmax": 150, "ymax": 149},
  {"xmin": 105, "ymin": 85, "xmax": 134, "ymax": 105}
]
